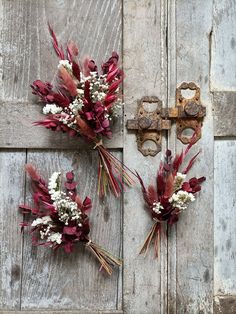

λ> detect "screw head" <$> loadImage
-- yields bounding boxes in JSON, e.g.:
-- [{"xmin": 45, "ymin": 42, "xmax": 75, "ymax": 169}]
[
  {"xmin": 138, "ymin": 117, "xmax": 152, "ymax": 129},
  {"xmin": 184, "ymin": 102, "xmax": 200, "ymax": 116}
]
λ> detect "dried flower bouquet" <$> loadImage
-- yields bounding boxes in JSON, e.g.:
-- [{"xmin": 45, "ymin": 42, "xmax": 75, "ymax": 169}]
[
  {"xmin": 31, "ymin": 25, "xmax": 135, "ymax": 198},
  {"xmin": 137, "ymin": 136, "xmax": 205, "ymax": 257},
  {"xmin": 19, "ymin": 165, "xmax": 122, "ymax": 275}
]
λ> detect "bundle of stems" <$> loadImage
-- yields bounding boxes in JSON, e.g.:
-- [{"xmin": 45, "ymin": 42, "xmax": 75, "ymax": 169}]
[
  {"xmin": 86, "ymin": 240, "xmax": 122, "ymax": 275},
  {"xmin": 97, "ymin": 144, "xmax": 136, "ymax": 198},
  {"xmin": 139, "ymin": 220, "xmax": 161, "ymax": 258}
]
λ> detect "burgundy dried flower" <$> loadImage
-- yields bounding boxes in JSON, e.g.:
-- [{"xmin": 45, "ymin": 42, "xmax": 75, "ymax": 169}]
[
  {"xmin": 30, "ymin": 25, "xmax": 136, "ymax": 198},
  {"xmin": 137, "ymin": 135, "xmax": 206, "ymax": 258},
  {"xmin": 19, "ymin": 165, "xmax": 122, "ymax": 275}
]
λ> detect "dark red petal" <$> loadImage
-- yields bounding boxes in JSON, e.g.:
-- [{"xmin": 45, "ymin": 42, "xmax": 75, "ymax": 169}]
[
  {"xmin": 63, "ymin": 226, "xmax": 77, "ymax": 235},
  {"xmin": 72, "ymin": 61, "xmax": 81, "ymax": 81},
  {"xmin": 182, "ymin": 182, "xmax": 192, "ymax": 192},
  {"xmin": 66, "ymin": 171, "xmax": 74, "ymax": 181},
  {"xmin": 189, "ymin": 177, "xmax": 199, "ymax": 187},
  {"xmin": 198, "ymin": 176, "xmax": 206, "ymax": 183},
  {"xmin": 64, "ymin": 242, "xmax": 74, "ymax": 253},
  {"xmin": 64, "ymin": 182, "xmax": 77, "ymax": 190}
]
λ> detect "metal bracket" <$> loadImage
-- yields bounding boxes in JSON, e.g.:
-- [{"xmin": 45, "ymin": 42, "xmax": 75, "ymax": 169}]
[
  {"xmin": 126, "ymin": 96, "xmax": 171, "ymax": 156},
  {"xmin": 126, "ymin": 82, "xmax": 206, "ymax": 156}
]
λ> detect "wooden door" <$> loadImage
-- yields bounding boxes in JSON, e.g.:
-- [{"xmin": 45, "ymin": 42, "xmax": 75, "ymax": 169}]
[{"xmin": 0, "ymin": 1, "xmax": 235, "ymax": 313}]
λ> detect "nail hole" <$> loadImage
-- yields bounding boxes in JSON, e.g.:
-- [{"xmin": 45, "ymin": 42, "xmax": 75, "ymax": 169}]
[
  {"xmin": 142, "ymin": 140, "xmax": 157, "ymax": 151},
  {"xmin": 181, "ymin": 127, "xmax": 195, "ymax": 138},
  {"xmin": 142, "ymin": 102, "xmax": 160, "ymax": 113},
  {"xmin": 181, "ymin": 89, "xmax": 196, "ymax": 99}
]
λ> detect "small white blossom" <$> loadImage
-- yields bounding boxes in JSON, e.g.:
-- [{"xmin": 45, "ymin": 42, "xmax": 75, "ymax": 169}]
[
  {"xmin": 169, "ymin": 190, "xmax": 195, "ymax": 211},
  {"xmin": 43, "ymin": 104, "xmax": 62, "ymax": 115},
  {"xmin": 90, "ymin": 71, "xmax": 98, "ymax": 77},
  {"xmin": 47, "ymin": 232, "xmax": 62, "ymax": 244},
  {"xmin": 69, "ymin": 98, "xmax": 84, "ymax": 115},
  {"xmin": 79, "ymin": 74, "xmax": 109, "ymax": 103},
  {"xmin": 31, "ymin": 216, "xmax": 52, "ymax": 227},
  {"xmin": 58, "ymin": 59, "xmax": 72, "ymax": 71},
  {"xmin": 54, "ymin": 196, "xmax": 82, "ymax": 225},
  {"xmin": 174, "ymin": 172, "xmax": 186, "ymax": 190},
  {"xmin": 152, "ymin": 202, "xmax": 164, "ymax": 214},
  {"xmin": 51, "ymin": 191, "xmax": 62, "ymax": 201},
  {"xmin": 77, "ymin": 89, "xmax": 84, "ymax": 95},
  {"xmin": 111, "ymin": 100, "xmax": 123, "ymax": 118},
  {"xmin": 48, "ymin": 173, "xmax": 82, "ymax": 226},
  {"xmin": 48, "ymin": 172, "xmax": 61, "ymax": 200},
  {"xmin": 40, "ymin": 230, "xmax": 45, "ymax": 239}
]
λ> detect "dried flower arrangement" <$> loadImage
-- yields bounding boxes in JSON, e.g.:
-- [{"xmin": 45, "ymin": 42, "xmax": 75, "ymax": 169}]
[
  {"xmin": 19, "ymin": 165, "xmax": 122, "ymax": 275},
  {"xmin": 137, "ymin": 136, "xmax": 205, "ymax": 257},
  {"xmin": 31, "ymin": 25, "xmax": 135, "ymax": 198}
]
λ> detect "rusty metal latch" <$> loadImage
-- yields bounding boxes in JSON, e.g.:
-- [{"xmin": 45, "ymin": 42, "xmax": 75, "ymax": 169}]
[{"xmin": 126, "ymin": 82, "xmax": 206, "ymax": 156}]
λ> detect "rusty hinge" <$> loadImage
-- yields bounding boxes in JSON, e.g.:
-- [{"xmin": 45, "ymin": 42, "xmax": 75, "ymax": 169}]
[{"xmin": 126, "ymin": 82, "xmax": 206, "ymax": 156}]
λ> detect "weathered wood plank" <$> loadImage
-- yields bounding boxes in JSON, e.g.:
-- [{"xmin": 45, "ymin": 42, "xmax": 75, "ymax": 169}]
[
  {"xmin": 0, "ymin": 102, "xmax": 122, "ymax": 149},
  {"xmin": 0, "ymin": 311, "xmax": 123, "ymax": 314},
  {"xmin": 0, "ymin": 0, "xmax": 122, "ymax": 148},
  {"xmin": 0, "ymin": 0, "xmax": 123, "ymax": 311},
  {"xmin": 211, "ymin": 0, "xmax": 236, "ymax": 91},
  {"xmin": 0, "ymin": 150, "xmax": 26, "ymax": 309},
  {"xmin": 214, "ymin": 140, "xmax": 236, "ymax": 295},
  {"xmin": 168, "ymin": 1, "xmax": 214, "ymax": 312},
  {"xmin": 166, "ymin": 1, "xmax": 177, "ymax": 312},
  {"xmin": 20, "ymin": 149, "xmax": 122, "ymax": 310},
  {"xmin": 0, "ymin": 0, "xmax": 122, "ymax": 102},
  {"xmin": 213, "ymin": 92, "xmax": 236, "ymax": 137},
  {"xmin": 123, "ymin": 1, "xmax": 168, "ymax": 313},
  {"xmin": 214, "ymin": 295, "xmax": 236, "ymax": 314}
]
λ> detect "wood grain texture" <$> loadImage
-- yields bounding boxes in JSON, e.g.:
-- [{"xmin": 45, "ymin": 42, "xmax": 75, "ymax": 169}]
[
  {"xmin": 0, "ymin": 1, "xmax": 123, "ymax": 310},
  {"xmin": 168, "ymin": 1, "xmax": 214, "ymax": 313},
  {"xmin": 211, "ymin": 0, "xmax": 236, "ymax": 91},
  {"xmin": 123, "ymin": 1, "xmax": 168, "ymax": 313},
  {"xmin": 0, "ymin": 0, "xmax": 122, "ymax": 148},
  {"xmin": 0, "ymin": 102, "xmax": 122, "ymax": 149},
  {"xmin": 214, "ymin": 295, "xmax": 236, "ymax": 314},
  {"xmin": 214, "ymin": 140, "xmax": 236, "ymax": 295},
  {"xmin": 213, "ymin": 92, "xmax": 236, "ymax": 137},
  {"xmin": 20, "ymin": 149, "xmax": 122, "ymax": 310},
  {"xmin": 166, "ymin": 1, "xmax": 177, "ymax": 312},
  {"xmin": 0, "ymin": 0, "xmax": 122, "ymax": 102},
  {"xmin": 0, "ymin": 150, "xmax": 26, "ymax": 309},
  {"xmin": 0, "ymin": 311, "xmax": 123, "ymax": 314}
]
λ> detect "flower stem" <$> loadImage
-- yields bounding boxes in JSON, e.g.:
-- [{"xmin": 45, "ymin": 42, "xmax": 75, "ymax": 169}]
[
  {"xmin": 139, "ymin": 221, "xmax": 160, "ymax": 258},
  {"xmin": 86, "ymin": 240, "xmax": 122, "ymax": 275}
]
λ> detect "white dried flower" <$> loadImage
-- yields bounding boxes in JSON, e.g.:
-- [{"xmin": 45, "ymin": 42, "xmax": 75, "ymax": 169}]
[
  {"xmin": 47, "ymin": 232, "xmax": 62, "ymax": 244},
  {"xmin": 152, "ymin": 202, "xmax": 164, "ymax": 214},
  {"xmin": 169, "ymin": 190, "xmax": 195, "ymax": 211},
  {"xmin": 77, "ymin": 88, "xmax": 84, "ymax": 95},
  {"xmin": 69, "ymin": 98, "xmax": 84, "ymax": 115},
  {"xmin": 43, "ymin": 104, "xmax": 62, "ymax": 115},
  {"xmin": 31, "ymin": 216, "xmax": 52, "ymax": 227},
  {"xmin": 48, "ymin": 172, "xmax": 61, "ymax": 199},
  {"xmin": 48, "ymin": 173, "xmax": 82, "ymax": 225},
  {"xmin": 111, "ymin": 100, "xmax": 123, "ymax": 118},
  {"xmin": 40, "ymin": 230, "xmax": 45, "ymax": 239},
  {"xmin": 174, "ymin": 172, "xmax": 186, "ymax": 190},
  {"xmin": 90, "ymin": 71, "xmax": 97, "ymax": 76},
  {"xmin": 58, "ymin": 59, "xmax": 72, "ymax": 71},
  {"xmin": 54, "ymin": 196, "xmax": 82, "ymax": 225}
]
